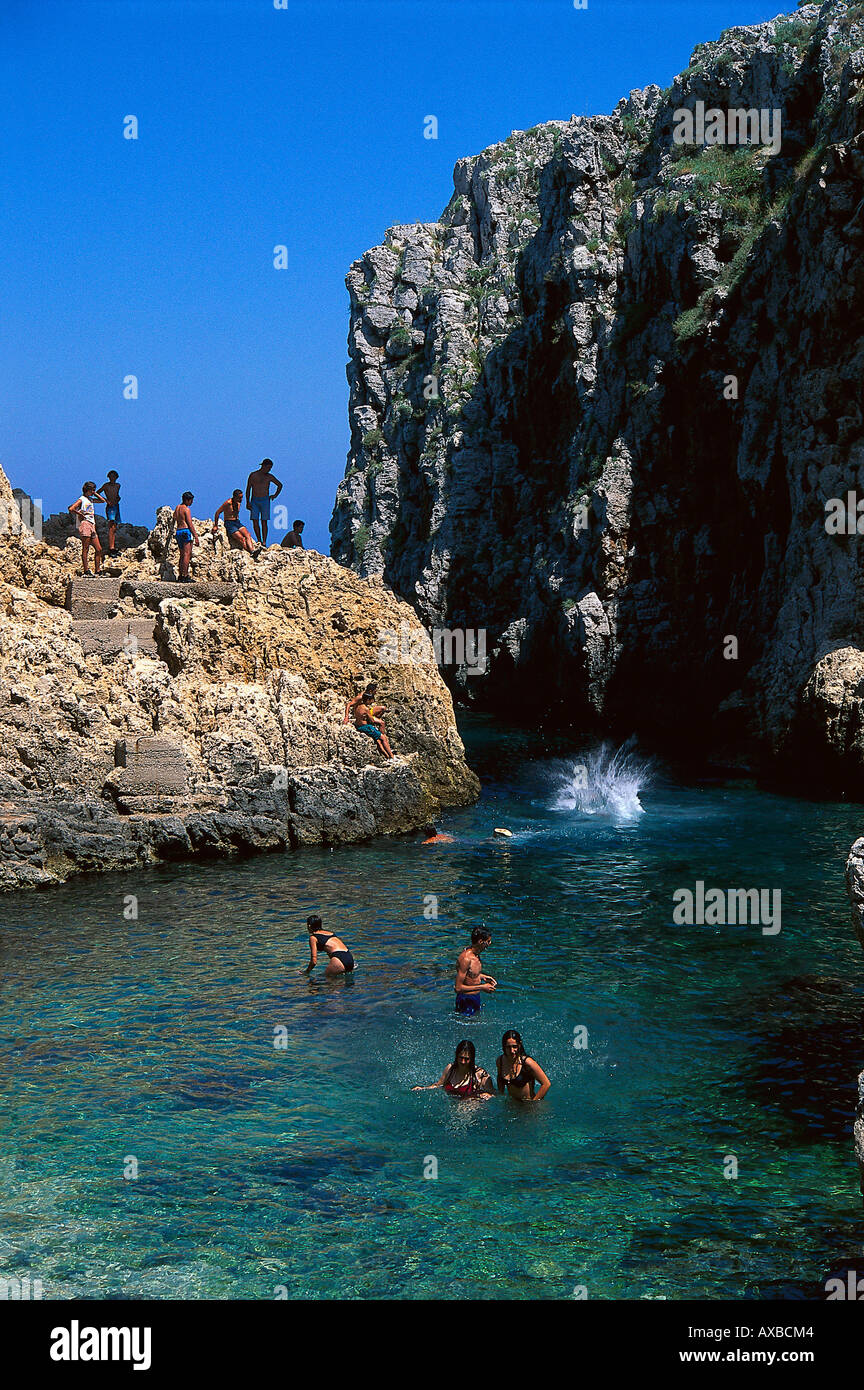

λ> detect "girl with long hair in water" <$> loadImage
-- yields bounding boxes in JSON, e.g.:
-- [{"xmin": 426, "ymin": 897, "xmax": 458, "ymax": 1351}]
[
  {"xmin": 496, "ymin": 1030, "xmax": 551, "ymax": 1101},
  {"xmin": 412, "ymin": 1040, "xmax": 495, "ymax": 1098}
]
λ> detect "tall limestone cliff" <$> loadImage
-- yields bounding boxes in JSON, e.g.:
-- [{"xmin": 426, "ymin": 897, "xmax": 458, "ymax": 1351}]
[
  {"xmin": 331, "ymin": 0, "xmax": 864, "ymax": 785},
  {"xmin": 0, "ymin": 462, "xmax": 478, "ymax": 891}
]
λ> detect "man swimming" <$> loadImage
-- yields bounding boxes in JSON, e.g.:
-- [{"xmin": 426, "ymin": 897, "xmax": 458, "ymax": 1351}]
[
  {"xmin": 245, "ymin": 458, "xmax": 283, "ymax": 546},
  {"xmin": 454, "ymin": 928, "xmax": 496, "ymax": 1016},
  {"xmin": 422, "ymin": 824, "xmax": 454, "ymax": 844}
]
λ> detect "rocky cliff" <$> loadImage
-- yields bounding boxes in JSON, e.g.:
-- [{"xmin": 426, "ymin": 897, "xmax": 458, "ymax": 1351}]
[
  {"xmin": 0, "ymin": 462, "xmax": 478, "ymax": 891},
  {"xmin": 332, "ymin": 0, "xmax": 864, "ymax": 784}
]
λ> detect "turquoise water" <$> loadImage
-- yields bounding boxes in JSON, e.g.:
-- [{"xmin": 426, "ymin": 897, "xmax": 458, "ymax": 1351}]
[{"xmin": 1, "ymin": 718, "xmax": 864, "ymax": 1300}]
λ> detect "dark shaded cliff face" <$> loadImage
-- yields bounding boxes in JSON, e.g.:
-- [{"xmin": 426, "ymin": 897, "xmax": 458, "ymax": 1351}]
[{"xmin": 332, "ymin": 1, "xmax": 864, "ymax": 783}]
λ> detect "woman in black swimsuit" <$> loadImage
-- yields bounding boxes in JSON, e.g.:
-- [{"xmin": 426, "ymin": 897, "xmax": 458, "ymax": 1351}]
[
  {"xmin": 305, "ymin": 914, "xmax": 356, "ymax": 978},
  {"xmin": 496, "ymin": 1030, "xmax": 551, "ymax": 1101}
]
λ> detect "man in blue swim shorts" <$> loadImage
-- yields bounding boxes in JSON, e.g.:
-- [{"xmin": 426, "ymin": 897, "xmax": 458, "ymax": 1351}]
[
  {"xmin": 245, "ymin": 458, "xmax": 283, "ymax": 546},
  {"xmin": 100, "ymin": 470, "xmax": 122, "ymax": 556},
  {"xmin": 351, "ymin": 694, "xmax": 394, "ymax": 759},
  {"xmin": 173, "ymin": 491, "xmax": 200, "ymax": 582},
  {"xmin": 213, "ymin": 489, "xmax": 259, "ymax": 555},
  {"xmin": 454, "ymin": 928, "xmax": 496, "ymax": 1015}
]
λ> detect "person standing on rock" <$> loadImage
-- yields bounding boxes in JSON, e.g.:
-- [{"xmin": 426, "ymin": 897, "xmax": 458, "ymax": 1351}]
[
  {"xmin": 99, "ymin": 471, "xmax": 122, "ymax": 557},
  {"xmin": 173, "ymin": 492, "xmax": 200, "ymax": 582},
  {"xmin": 213, "ymin": 489, "xmax": 259, "ymax": 555},
  {"xmin": 245, "ymin": 458, "xmax": 282, "ymax": 546},
  {"xmin": 68, "ymin": 481, "xmax": 107, "ymax": 575},
  {"xmin": 454, "ymin": 929, "xmax": 496, "ymax": 1017},
  {"xmin": 281, "ymin": 519, "xmax": 305, "ymax": 549}
]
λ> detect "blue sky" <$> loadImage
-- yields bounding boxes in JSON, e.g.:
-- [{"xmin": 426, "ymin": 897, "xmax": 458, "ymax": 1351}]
[{"xmin": 1, "ymin": 0, "xmax": 790, "ymax": 548}]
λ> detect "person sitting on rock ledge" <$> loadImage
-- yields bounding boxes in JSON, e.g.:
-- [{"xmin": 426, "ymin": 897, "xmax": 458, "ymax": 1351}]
[
  {"xmin": 351, "ymin": 692, "xmax": 394, "ymax": 759},
  {"xmin": 344, "ymin": 682, "xmax": 388, "ymax": 736},
  {"xmin": 173, "ymin": 491, "xmax": 200, "ymax": 582},
  {"xmin": 213, "ymin": 489, "xmax": 259, "ymax": 556},
  {"xmin": 281, "ymin": 519, "xmax": 305, "ymax": 549},
  {"xmin": 68, "ymin": 481, "xmax": 107, "ymax": 575}
]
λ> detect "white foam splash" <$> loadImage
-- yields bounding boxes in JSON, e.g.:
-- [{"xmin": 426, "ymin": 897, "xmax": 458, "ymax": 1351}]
[{"xmin": 548, "ymin": 741, "xmax": 650, "ymax": 821}]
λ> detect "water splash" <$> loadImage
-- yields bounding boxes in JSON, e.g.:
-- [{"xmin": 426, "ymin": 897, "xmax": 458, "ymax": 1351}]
[{"xmin": 548, "ymin": 741, "xmax": 651, "ymax": 821}]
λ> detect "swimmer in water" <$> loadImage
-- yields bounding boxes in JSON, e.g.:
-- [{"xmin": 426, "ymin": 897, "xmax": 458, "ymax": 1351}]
[
  {"xmin": 496, "ymin": 1030, "xmax": 551, "ymax": 1101},
  {"xmin": 422, "ymin": 823, "xmax": 454, "ymax": 844},
  {"xmin": 454, "ymin": 928, "xmax": 496, "ymax": 1016},
  {"xmin": 304, "ymin": 914, "xmax": 355, "ymax": 977},
  {"xmin": 412, "ymin": 1040, "xmax": 495, "ymax": 1098}
]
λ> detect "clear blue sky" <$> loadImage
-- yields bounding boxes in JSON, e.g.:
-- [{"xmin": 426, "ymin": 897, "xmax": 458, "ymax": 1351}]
[{"xmin": 1, "ymin": 0, "xmax": 790, "ymax": 547}]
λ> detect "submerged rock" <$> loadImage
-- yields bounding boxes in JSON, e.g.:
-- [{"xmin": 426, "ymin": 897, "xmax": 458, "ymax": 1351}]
[{"xmin": 0, "ymin": 461, "xmax": 478, "ymax": 891}]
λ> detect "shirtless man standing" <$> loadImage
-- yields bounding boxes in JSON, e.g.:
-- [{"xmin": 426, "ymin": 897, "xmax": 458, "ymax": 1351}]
[
  {"xmin": 99, "ymin": 471, "xmax": 122, "ymax": 556},
  {"xmin": 454, "ymin": 929, "xmax": 496, "ymax": 1017},
  {"xmin": 245, "ymin": 458, "xmax": 282, "ymax": 546},
  {"xmin": 173, "ymin": 491, "xmax": 200, "ymax": 581}
]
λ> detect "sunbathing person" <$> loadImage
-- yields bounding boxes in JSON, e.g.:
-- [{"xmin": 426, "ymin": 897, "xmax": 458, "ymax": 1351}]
[{"xmin": 345, "ymin": 688, "xmax": 394, "ymax": 759}]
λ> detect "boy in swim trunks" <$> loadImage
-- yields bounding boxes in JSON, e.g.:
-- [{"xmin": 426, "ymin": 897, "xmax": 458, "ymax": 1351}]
[
  {"xmin": 281, "ymin": 519, "xmax": 305, "ymax": 549},
  {"xmin": 454, "ymin": 929, "xmax": 496, "ymax": 1016},
  {"xmin": 68, "ymin": 481, "xmax": 107, "ymax": 574},
  {"xmin": 99, "ymin": 471, "xmax": 121, "ymax": 555},
  {"xmin": 245, "ymin": 458, "xmax": 283, "ymax": 546},
  {"xmin": 173, "ymin": 492, "xmax": 200, "ymax": 581},
  {"xmin": 213, "ymin": 489, "xmax": 259, "ymax": 555}
]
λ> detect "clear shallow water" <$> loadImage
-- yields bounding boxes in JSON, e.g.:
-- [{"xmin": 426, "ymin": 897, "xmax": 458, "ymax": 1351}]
[{"xmin": 1, "ymin": 717, "xmax": 864, "ymax": 1300}]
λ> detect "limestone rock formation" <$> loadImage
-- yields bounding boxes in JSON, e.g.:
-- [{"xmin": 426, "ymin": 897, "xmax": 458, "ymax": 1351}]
[
  {"xmin": 331, "ymin": 0, "xmax": 864, "ymax": 782},
  {"xmin": 0, "ymin": 461, "xmax": 478, "ymax": 891}
]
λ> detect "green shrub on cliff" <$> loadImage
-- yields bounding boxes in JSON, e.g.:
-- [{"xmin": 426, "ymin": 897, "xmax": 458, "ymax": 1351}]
[{"xmin": 353, "ymin": 523, "xmax": 370, "ymax": 559}]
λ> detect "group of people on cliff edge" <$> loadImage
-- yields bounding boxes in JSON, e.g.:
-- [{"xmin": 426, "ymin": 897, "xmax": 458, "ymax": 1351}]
[{"xmin": 68, "ymin": 460, "xmax": 305, "ymax": 579}]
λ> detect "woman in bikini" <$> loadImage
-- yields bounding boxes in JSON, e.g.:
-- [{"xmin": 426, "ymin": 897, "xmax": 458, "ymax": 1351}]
[
  {"xmin": 496, "ymin": 1030, "xmax": 551, "ymax": 1101},
  {"xmin": 412, "ymin": 1040, "xmax": 495, "ymax": 1099},
  {"xmin": 304, "ymin": 914, "xmax": 356, "ymax": 978}
]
